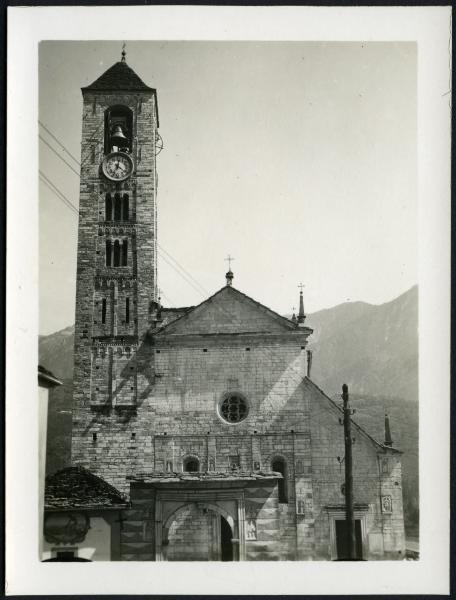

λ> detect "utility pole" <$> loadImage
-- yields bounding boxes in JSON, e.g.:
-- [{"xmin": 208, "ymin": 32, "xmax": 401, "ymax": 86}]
[{"xmin": 342, "ymin": 383, "xmax": 356, "ymax": 559}]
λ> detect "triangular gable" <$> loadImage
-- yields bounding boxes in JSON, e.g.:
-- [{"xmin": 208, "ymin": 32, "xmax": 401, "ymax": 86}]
[
  {"xmin": 155, "ymin": 285, "xmax": 306, "ymax": 336},
  {"xmin": 304, "ymin": 377, "xmax": 401, "ymax": 454}
]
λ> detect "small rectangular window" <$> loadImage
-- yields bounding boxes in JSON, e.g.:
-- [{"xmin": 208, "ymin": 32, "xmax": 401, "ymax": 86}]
[
  {"xmin": 125, "ymin": 297, "xmax": 130, "ymax": 324},
  {"xmin": 101, "ymin": 299, "xmax": 107, "ymax": 324}
]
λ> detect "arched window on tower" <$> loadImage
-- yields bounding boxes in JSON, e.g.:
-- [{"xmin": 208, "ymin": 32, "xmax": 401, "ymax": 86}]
[
  {"xmin": 105, "ymin": 240, "xmax": 112, "ymax": 266},
  {"xmin": 183, "ymin": 456, "xmax": 199, "ymax": 472},
  {"xmin": 122, "ymin": 240, "xmax": 128, "ymax": 266},
  {"xmin": 104, "ymin": 106, "xmax": 133, "ymax": 154},
  {"xmin": 105, "ymin": 194, "xmax": 112, "ymax": 221},
  {"xmin": 114, "ymin": 193, "xmax": 122, "ymax": 221},
  {"xmin": 113, "ymin": 240, "xmax": 121, "ymax": 267},
  {"xmin": 271, "ymin": 457, "xmax": 288, "ymax": 503},
  {"xmin": 122, "ymin": 194, "xmax": 129, "ymax": 221}
]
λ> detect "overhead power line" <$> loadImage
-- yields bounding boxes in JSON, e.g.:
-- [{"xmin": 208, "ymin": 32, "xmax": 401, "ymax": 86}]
[
  {"xmin": 39, "ymin": 135, "xmax": 80, "ymax": 178},
  {"xmin": 157, "ymin": 243, "xmax": 207, "ymax": 296},
  {"xmin": 39, "ymin": 170, "xmax": 79, "ymax": 216},
  {"xmin": 39, "ymin": 121, "xmax": 80, "ymax": 166}
]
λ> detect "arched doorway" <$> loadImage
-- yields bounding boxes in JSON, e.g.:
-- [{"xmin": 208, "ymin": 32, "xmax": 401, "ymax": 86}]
[
  {"xmin": 220, "ymin": 515, "xmax": 233, "ymax": 561},
  {"xmin": 163, "ymin": 503, "xmax": 235, "ymax": 561}
]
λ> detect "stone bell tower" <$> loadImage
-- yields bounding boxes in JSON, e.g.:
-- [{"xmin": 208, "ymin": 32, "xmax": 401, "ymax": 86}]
[{"xmin": 71, "ymin": 51, "xmax": 159, "ymax": 489}]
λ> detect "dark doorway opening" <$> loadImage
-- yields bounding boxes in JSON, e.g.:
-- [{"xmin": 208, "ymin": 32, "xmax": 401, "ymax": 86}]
[
  {"xmin": 335, "ymin": 519, "xmax": 363, "ymax": 559},
  {"xmin": 183, "ymin": 457, "xmax": 199, "ymax": 472},
  {"xmin": 220, "ymin": 516, "xmax": 233, "ymax": 561}
]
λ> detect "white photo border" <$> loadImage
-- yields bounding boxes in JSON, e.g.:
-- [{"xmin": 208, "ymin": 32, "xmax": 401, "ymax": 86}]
[{"xmin": 6, "ymin": 5, "xmax": 451, "ymax": 595}]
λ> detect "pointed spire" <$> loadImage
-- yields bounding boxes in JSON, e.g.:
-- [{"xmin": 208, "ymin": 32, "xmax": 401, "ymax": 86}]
[
  {"xmin": 297, "ymin": 283, "xmax": 306, "ymax": 325},
  {"xmin": 384, "ymin": 412, "xmax": 393, "ymax": 447}
]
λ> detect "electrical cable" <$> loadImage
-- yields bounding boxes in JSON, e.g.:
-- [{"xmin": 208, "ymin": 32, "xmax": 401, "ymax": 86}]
[
  {"xmin": 39, "ymin": 121, "xmax": 80, "ymax": 166},
  {"xmin": 39, "ymin": 135, "xmax": 80, "ymax": 177}
]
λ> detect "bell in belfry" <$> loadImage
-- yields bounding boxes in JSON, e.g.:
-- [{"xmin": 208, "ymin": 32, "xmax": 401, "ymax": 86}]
[{"xmin": 111, "ymin": 124, "xmax": 128, "ymax": 146}]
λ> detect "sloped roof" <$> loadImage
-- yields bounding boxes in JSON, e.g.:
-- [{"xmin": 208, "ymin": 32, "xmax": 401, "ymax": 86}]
[
  {"xmin": 153, "ymin": 285, "xmax": 313, "ymax": 337},
  {"xmin": 82, "ymin": 61, "xmax": 154, "ymax": 92},
  {"xmin": 159, "ymin": 306, "xmax": 193, "ymax": 328},
  {"xmin": 38, "ymin": 364, "xmax": 62, "ymax": 388},
  {"xmin": 128, "ymin": 471, "xmax": 282, "ymax": 484},
  {"xmin": 45, "ymin": 466, "xmax": 128, "ymax": 510},
  {"xmin": 304, "ymin": 377, "xmax": 402, "ymax": 454}
]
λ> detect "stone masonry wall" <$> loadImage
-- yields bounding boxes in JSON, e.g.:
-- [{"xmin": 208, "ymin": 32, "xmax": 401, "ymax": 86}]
[
  {"xmin": 309, "ymin": 381, "xmax": 406, "ymax": 560},
  {"xmin": 72, "ymin": 88, "xmax": 158, "ymax": 487}
]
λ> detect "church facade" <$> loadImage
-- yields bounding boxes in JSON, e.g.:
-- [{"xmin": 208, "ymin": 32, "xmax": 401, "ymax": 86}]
[{"xmin": 43, "ymin": 55, "xmax": 406, "ymax": 562}]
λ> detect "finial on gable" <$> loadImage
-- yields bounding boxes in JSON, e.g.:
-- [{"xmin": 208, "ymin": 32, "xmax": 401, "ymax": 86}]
[
  {"xmin": 291, "ymin": 307, "xmax": 297, "ymax": 324},
  {"xmin": 121, "ymin": 42, "xmax": 126, "ymax": 63},
  {"xmin": 384, "ymin": 412, "xmax": 393, "ymax": 447},
  {"xmin": 297, "ymin": 283, "xmax": 306, "ymax": 325},
  {"xmin": 224, "ymin": 255, "xmax": 235, "ymax": 286}
]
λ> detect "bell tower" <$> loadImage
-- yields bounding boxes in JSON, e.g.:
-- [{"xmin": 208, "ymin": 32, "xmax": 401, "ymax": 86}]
[{"xmin": 71, "ymin": 53, "xmax": 159, "ymax": 489}]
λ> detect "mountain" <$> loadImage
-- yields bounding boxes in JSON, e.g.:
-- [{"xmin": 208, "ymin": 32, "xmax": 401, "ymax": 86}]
[
  {"xmin": 39, "ymin": 324, "xmax": 75, "ymax": 382},
  {"xmin": 306, "ymin": 285, "xmax": 418, "ymax": 403},
  {"xmin": 39, "ymin": 285, "xmax": 418, "ymax": 533}
]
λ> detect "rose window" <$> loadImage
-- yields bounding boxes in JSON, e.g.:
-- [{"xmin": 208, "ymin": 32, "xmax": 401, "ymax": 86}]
[{"xmin": 220, "ymin": 394, "xmax": 248, "ymax": 423}]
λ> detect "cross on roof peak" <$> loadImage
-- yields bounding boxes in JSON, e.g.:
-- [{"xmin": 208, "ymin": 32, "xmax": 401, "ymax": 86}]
[
  {"xmin": 225, "ymin": 254, "xmax": 235, "ymax": 271},
  {"xmin": 298, "ymin": 282, "xmax": 305, "ymax": 293}
]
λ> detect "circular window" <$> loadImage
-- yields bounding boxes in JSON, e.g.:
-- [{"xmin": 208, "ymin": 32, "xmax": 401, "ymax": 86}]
[{"xmin": 219, "ymin": 393, "xmax": 249, "ymax": 423}]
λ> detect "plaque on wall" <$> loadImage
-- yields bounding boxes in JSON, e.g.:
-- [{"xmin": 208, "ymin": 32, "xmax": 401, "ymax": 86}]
[{"xmin": 381, "ymin": 495, "xmax": 393, "ymax": 513}]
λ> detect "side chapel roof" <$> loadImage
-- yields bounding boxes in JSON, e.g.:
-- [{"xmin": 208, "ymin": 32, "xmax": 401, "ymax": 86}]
[
  {"xmin": 304, "ymin": 377, "xmax": 402, "ymax": 454},
  {"xmin": 45, "ymin": 466, "xmax": 128, "ymax": 510}
]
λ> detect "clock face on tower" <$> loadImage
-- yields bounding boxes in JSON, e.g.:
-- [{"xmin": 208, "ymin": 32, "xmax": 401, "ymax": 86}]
[{"xmin": 102, "ymin": 152, "xmax": 134, "ymax": 181}]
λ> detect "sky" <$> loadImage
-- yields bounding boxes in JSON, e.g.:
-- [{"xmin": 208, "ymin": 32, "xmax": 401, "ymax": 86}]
[{"xmin": 39, "ymin": 41, "xmax": 417, "ymax": 335}]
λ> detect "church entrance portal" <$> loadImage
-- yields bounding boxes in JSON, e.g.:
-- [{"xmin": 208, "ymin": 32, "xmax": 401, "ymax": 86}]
[
  {"xmin": 220, "ymin": 516, "xmax": 233, "ymax": 561},
  {"xmin": 165, "ymin": 503, "xmax": 234, "ymax": 561}
]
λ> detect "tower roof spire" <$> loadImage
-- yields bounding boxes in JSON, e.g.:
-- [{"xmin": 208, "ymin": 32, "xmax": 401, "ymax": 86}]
[{"xmin": 82, "ymin": 56, "xmax": 154, "ymax": 93}]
